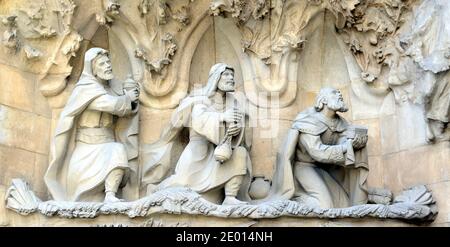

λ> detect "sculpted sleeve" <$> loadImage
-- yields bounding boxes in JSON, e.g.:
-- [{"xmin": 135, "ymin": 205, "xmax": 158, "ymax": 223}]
[
  {"xmin": 299, "ymin": 133, "xmax": 346, "ymax": 164},
  {"xmin": 88, "ymin": 94, "xmax": 133, "ymax": 117},
  {"xmin": 191, "ymin": 103, "xmax": 223, "ymax": 145}
]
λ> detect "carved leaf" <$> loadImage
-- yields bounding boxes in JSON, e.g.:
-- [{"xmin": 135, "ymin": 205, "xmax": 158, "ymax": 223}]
[
  {"xmin": 5, "ymin": 179, "xmax": 41, "ymax": 215},
  {"xmin": 394, "ymin": 185, "xmax": 435, "ymax": 205}
]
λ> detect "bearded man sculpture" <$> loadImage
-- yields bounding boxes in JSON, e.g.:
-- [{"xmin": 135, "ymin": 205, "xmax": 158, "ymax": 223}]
[
  {"xmin": 141, "ymin": 63, "xmax": 252, "ymax": 205},
  {"xmin": 266, "ymin": 87, "xmax": 369, "ymax": 208},
  {"xmin": 44, "ymin": 48, "xmax": 140, "ymax": 203}
]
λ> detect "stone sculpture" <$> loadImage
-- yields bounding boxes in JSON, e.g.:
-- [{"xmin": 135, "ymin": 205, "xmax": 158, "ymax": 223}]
[
  {"xmin": 4, "ymin": 79, "xmax": 437, "ymax": 222},
  {"xmin": 426, "ymin": 73, "xmax": 450, "ymax": 142},
  {"xmin": 266, "ymin": 87, "xmax": 369, "ymax": 208},
  {"xmin": 141, "ymin": 63, "xmax": 252, "ymax": 205},
  {"xmin": 44, "ymin": 47, "xmax": 140, "ymax": 203},
  {"xmin": 1, "ymin": 0, "xmax": 445, "ymax": 226},
  {"xmin": 400, "ymin": 0, "xmax": 450, "ymax": 142}
]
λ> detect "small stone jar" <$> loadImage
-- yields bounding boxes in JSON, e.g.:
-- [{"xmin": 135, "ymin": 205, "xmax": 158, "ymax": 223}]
[{"xmin": 248, "ymin": 176, "xmax": 271, "ymax": 200}]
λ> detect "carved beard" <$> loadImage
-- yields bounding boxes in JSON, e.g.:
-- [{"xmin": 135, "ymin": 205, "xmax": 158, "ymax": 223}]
[
  {"xmin": 218, "ymin": 80, "xmax": 235, "ymax": 92},
  {"xmin": 95, "ymin": 69, "xmax": 114, "ymax": 81},
  {"xmin": 327, "ymin": 99, "xmax": 348, "ymax": 112}
]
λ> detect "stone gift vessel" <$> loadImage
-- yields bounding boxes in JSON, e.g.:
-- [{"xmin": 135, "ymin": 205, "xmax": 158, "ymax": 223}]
[
  {"xmin": 248, "ymin": 176, "xmax": 271, "ymax": 200},
  {"xmin": 0, "ymin": 0, "xmax": 448, "ymax": 227}
]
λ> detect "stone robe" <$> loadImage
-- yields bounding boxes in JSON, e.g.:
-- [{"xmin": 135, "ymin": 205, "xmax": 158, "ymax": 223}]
[
  {"xmin": 428, "ymin": 72, "xmax": 450, "ymax": 124},
  {"xmin": 157, "ymin": 98, "xmax": 248, "ymax": 193},
  {"xmin": 141, "ymin": 63, "xmax": 252, "ymax": 202},
  {"xmin": 44, "ymin": 48, "xmax": 138, "ymax": 202},
  {"xmin": 265, "ymin": 107, "xmax": 369, "ymax": 208}
]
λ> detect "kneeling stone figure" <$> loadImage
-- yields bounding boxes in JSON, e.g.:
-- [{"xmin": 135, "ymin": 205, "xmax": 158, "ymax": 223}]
[
  {"xmin": 141, "ymin": 63, "xmax": 253, "ymax": 205},
  {"xmin": 266, "ymin": 87, "xmax": 370, "ymax": 208},
  {"xmin": 44, "ymin": 48, "xmax": 140, "ymax": 203}
]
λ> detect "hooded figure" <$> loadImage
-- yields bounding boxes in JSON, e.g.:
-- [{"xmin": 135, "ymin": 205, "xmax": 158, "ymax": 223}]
[
  {"xmin": 141, "ymin": 63, "xmax": 253, "ymax": 205},
  {"xmin": 261, "ymin": 88, "xmax": 369, "ymax": 208},
  {"xmin": 44, "ymin": 48, "xmax": 139, "ymax": 202}
]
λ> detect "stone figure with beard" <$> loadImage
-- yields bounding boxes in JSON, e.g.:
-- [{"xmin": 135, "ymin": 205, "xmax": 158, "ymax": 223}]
[
  {"xmin": 44, "ymin": 48, "xmax": 140, "ymax": 203},
  {"xmin": 141, "ymin": 63, "xmax": 252, "ymax": 206},
  {"xmin": 264, "ymin": 88, "xmax": 369, "ymax": 208}
]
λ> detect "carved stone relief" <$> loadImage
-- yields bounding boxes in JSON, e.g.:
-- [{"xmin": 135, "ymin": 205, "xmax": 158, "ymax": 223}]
[
  {"xmin": 0, "ymin": 0, "xmax": 83, "ymax": 102},
  {"xmin": 5, "ymin": 180, "xmax": 437, "ymax": 221},
  {"xmin": 1, "ymin": 0, "xmax": 448, "ymax": 226}
]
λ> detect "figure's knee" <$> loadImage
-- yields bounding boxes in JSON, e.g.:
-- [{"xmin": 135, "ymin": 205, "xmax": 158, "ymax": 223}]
[
  {"xmin": 293, "ymin": 164, "xmax": 334, "ymax": 208},
  {"xmin": 229, "ymin": 146, "xmax": 249, "ymax": 170},
  {"xmin": 111, "ymin": 142, "xmax": 127, "ymax": 153},
  {"xmin": 233, "ymin": 146, "xmax": 248, "ymax": 158}
]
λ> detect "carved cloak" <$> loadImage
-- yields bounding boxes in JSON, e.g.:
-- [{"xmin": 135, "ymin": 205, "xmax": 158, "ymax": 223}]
[
  {"xmin": 140, "ymin": 63, "xmax": 253, "ymax": 201},
  {"xmin": 44, "ymin": 48, "xmax": 139, "ymax": 201},
  {"xmin": 262, "ymin": 108, "xmax": 369, "ymax": 207}
]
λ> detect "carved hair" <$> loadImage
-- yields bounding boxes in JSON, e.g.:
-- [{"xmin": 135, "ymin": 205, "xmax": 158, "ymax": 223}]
[
  {"xmin": 190, "ymin": 63, "xmax": 234, "ymax": 97},
  {"xmin": 314, "ymin": 87, "xmax": 335, "ymax": 112},
  {"xmin": 90, "ymin": 50, "xmax": 110, "ymax": 79}
]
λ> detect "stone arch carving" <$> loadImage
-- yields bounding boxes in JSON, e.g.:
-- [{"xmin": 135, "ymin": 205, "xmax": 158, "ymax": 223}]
[{"xmin": 107, "ymin": 2, "xmax": 216, "ymax": 109}]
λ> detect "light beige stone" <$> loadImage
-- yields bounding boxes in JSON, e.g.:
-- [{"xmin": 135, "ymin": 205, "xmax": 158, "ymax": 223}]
[
  {"xmin": 367, "ymin": 156, "xmax": 384, "ymax": 189},
  {"xmin": 139, "ymin": 108, "xmax": 173, "ymax": 144},
  {"xmin": 353, "ymin": 118, "xmax": 382, "ymax": 156},
  {"xmin": 189, "ymin": 25, "xmax": 216, "ymax": 89},
  {"xmin": 0, "ymin": 63, "xmax": 35, "ymax": 112},
  {"xmin": 0, "ymin": 105, "xmax": 51, "ymax": 154},
  {"xmin": 383, "ymin": 142, "xmax": 450, "ymax": 192},
  {"xmin": 298, "ymin": 91, "xmax": 318, "ymax": 112},
  {"xmin": 33, "ymin": 80, "xmax": 52, "ymax": 118},
  {"xmin": 380, "ymin": 114, "xmax": 400, "ymax": 155},
  {"xmin": 296, "ymin": 12, "xmax": 351, "ymax": 92},
  {"xmin": 33, "ymin": 153, "xmax": 48, "ymax": 197},
  {"xmin": 427, "ymin": 181, "xmax": 450, "ymax": 225},
  {"xmin": 0, "ymin": 185, "xmax": 9, "ymax": 226},
  {"xmin": 271, "ymin": 120, "xmax": 294, "ymax": 157},
  {"xmin": 0, "ymin": 145, "xmax": 35, "ymax": 187}
]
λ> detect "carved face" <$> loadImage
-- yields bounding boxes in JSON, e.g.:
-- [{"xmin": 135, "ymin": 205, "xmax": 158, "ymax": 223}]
[
  {"xmin": 326, "ymin": 89, "xmax": 348, "ymax": 112},
  {"xmin": 217, "ymin": 69, "xmax": 235, "ymax": 92},
  {"xmin": 92, "ymin": 54, "xmax": 113, "ymax": 81}
]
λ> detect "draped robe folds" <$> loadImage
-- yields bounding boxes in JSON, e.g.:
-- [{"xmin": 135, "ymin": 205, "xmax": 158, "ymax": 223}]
[
  {"xmin": 44, "ymin": 48, "xmax": 139, "ymax": 202},
  {"xmin": 141, "ymin": 63, "xmax": 253, "ymax": 202},
  {"xmin": 264, "ymin": 108, "xmax": 369, "ymax": 208},
  {"xmin": 405, "ymin": 0, "xmax": 450, "ymax": 125},
  {"xmin": 141, "ymin": 95, "xmax": 253, "ymax": 202}
]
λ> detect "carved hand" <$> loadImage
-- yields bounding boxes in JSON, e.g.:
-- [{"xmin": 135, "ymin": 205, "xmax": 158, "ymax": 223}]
[
  {"xmin": 222, "ymin": 108, "xmax": 243, "ymax": 123},
  {"xmin": 351, "ymin": 135, "xmax": 368, "ymax": 150},
  {"xmin": 227, "ymin": 123, "xmax": 241, "ymax": 137},
  {"xmin": 126, "ymin": 88, "xmax": 140, "ymax": 102}
]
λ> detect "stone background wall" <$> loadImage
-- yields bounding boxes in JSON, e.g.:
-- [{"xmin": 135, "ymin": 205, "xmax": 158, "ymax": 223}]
[{"xmin": 0, "ymin": 0, "xmax": 449, "ymax": 226}]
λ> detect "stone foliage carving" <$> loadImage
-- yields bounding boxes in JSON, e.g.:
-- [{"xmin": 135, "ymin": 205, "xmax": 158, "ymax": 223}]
[
  {"xmin": 335, "ymin": 0, "xmax": 411, "ymax": 83},
  {"xmin": 5, "ymin": 181, "xmax": 436, "ymax": 221},
  {"xmin": 19, "ymin": 3, "xmax": 57, "ymax": 39},
  {"xmin": 0, "ymin": 0, "xmax": 83, "ymax": 99},
  {"xmin": 104, "ymin": 0, "xmax": 207, "ymax": 109},
  {"xmin": 1, "ymin": 15, "xmax": 19, "ymax": 51},
  {"xmin": 207, "ymin": 0, "xmax": 413, "ymax": 107},
  {"xmin": 5, "ymin": 179, "xmax": 41, "ymax": 216}
]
